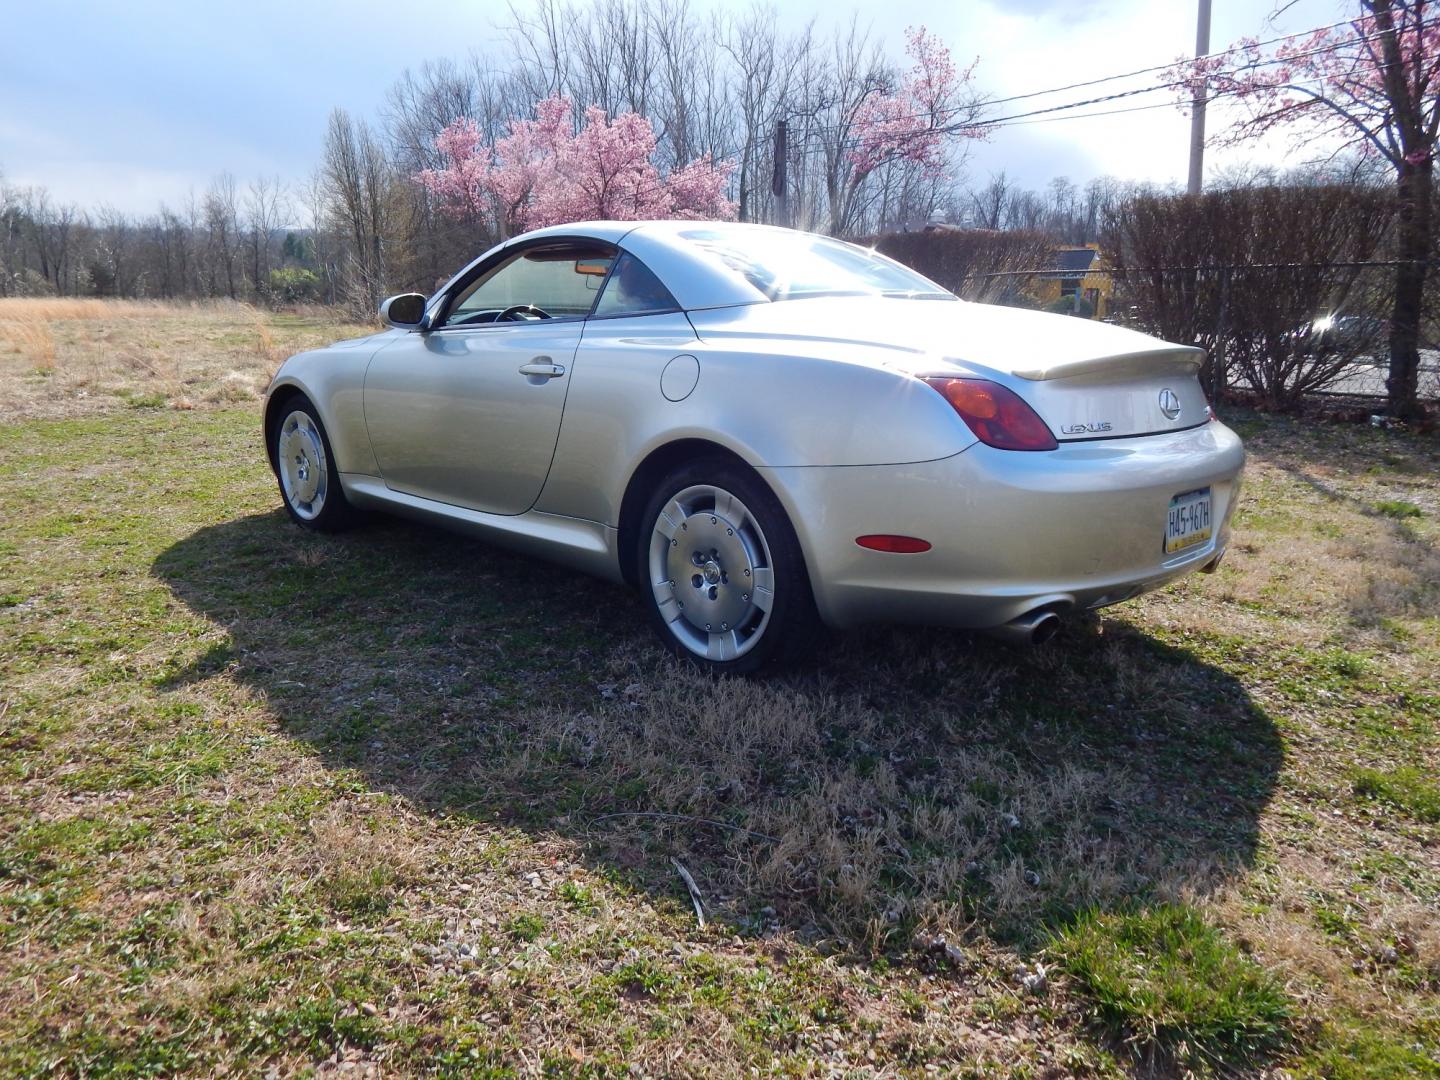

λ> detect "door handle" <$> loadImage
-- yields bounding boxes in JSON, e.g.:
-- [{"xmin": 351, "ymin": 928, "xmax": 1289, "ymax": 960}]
[{"xmin": 518, "ymin": 358, "xmax": 566, "ymax": 381}]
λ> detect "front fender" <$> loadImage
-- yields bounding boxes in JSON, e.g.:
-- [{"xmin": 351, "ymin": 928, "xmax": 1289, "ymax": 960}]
[{"xmin": 263, "ymin": 333, "xmax": 394, "ymax": 477}]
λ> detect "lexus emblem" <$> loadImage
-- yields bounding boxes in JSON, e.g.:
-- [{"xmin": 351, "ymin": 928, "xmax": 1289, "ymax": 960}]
[{"xmin": 1158, "ymin": 388, "xmax": 1182, "ymax": 420}]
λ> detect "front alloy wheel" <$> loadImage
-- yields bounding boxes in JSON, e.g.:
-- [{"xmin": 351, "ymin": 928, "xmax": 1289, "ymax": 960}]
[
  {"xmin": 272, "ymin": 397, "xmax": 354, "ymax": 532},
  {"xmin": 278, "ymin": 409, "xmax": 329, "ymax": 521},
  {"xmin": 639, "ymin": 462, "xmax": 819, "ymax": 673}
]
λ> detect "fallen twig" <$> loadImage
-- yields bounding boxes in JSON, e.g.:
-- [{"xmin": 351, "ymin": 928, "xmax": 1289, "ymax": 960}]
[{"xmin": 670, "ymin": 858, "xmax": 706, "ymax": 928}]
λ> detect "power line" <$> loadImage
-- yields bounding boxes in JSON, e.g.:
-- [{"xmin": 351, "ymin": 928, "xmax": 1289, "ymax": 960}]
[
  {"xmin": 977, "ymin": 15, "xmax": 1362, "ymax": 110},
  {"xmin": 770, "ymin": 22, "xmax": 1403, "ymax": 147},
  {"xmin": 967, "ymin": 24, "xmax": 1401, "ymax": 131},
  {"xmin": 711, "ymin": 98, "xmax": 1179, "ymax": 158},
  {"xmin": 713, "ymin": 16, "xmax": 1412, "ymax": 167},
  {"xmin": 992, "ymin": 99, "xmax": 1182, "ymax": 127}
]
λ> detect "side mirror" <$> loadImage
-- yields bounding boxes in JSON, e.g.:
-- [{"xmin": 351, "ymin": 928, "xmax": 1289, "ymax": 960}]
[{"xmin": 379, "ymin": 293, "xmax": 427, "ymax": 330}]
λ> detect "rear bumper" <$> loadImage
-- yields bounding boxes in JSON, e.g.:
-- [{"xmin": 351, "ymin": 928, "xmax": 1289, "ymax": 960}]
[{"xmin": 759, "ymin": 421, "xmax": 1245, "ymax": 630}]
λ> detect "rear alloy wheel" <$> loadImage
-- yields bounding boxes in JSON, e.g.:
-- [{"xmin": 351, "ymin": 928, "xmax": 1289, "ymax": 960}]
[
  {"xmin": 273, "ymin": 399, "xmax": 354, "ymax": 532},
  {"xmin": 639, "ymin": 461, "xmax": 819, "ymax": 673}
]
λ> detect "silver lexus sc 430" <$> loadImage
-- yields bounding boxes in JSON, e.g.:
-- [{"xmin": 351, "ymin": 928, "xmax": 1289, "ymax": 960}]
[{"xmin": 263, "ymin": 221, "xmax": 1244, "ymax": 673}]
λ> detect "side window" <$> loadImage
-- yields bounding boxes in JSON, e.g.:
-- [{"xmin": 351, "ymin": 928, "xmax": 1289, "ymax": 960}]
[
  {"xmin": 593, "ymin": 253, "xmax": 679, "ymax": 317},
  {"xmin": 441, "ymin": 244, "xmax": 613, "ymax": 328}
]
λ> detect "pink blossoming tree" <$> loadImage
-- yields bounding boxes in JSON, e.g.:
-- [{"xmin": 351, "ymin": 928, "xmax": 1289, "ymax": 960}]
[
  {"xmin": 823, "ymin": 27, "xmax": 982, "ymax": 234},
  {"xmin": 1171, "ymin": 0, "xmax": 1440, "ymax": 418},
  {"xmin": 416, "ymin": 96, "xmax": 736, "ymax": 238},
  {"xmin": 850, "ymin": 28, "xmax": 980, "ymax": 177}
]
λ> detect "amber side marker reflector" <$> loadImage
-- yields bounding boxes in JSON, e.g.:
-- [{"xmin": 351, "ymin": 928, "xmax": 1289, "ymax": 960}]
[{"xmin": 856, "ymin": 534, "xmax": 932, "ymax": 554}]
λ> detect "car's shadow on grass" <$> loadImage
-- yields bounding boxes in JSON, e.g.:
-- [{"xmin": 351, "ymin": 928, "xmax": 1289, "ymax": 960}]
[{"xmin": 153, "ymin": 509, "xmax": 1282, "ymax": 952}]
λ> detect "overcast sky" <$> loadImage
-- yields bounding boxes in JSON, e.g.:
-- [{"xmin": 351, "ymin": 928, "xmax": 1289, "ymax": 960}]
[{"xmin": 1, "ymin": 0, "xmax": 1345, "ymax": 221}]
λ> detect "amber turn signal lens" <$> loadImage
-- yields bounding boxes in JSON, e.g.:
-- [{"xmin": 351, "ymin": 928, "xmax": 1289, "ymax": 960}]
[{"xmin": 922, "ymin": 377, "xmax": 1058, "ymax": 451}]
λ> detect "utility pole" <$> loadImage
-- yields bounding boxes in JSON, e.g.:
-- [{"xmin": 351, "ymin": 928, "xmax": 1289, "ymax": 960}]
[
  {"xmin": 772, "ymin": 119, "xmax": 789, "ymax": 228},
  {"xmin": 1187, "ymin": 0, "xmax": 1212, "ymax": 195}
]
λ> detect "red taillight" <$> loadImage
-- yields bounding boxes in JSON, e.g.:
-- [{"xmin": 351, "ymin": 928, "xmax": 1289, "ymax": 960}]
[
  {"xmin": 856, "ymin": 534, "xmax": 932, "ymax": 553},
  {"xmin": 922, "ymin": 378, "xmax": 1058, "ymax": 451}
]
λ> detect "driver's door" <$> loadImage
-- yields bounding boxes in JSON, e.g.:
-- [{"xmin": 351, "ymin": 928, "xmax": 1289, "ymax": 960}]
[{"xmin": 363, "ymin": 241, "xmax": 611, "ymax": 516}]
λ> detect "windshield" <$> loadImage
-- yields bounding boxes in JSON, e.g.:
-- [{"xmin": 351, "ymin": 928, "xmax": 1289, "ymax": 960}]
[{"xmin": 678, "ymin": 228, "xmax": 955, "ymax": 303}]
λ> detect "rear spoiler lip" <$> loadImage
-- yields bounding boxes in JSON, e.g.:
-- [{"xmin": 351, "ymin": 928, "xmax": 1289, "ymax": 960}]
[{"xmin": 1010, "ymin": 346, "xmax": 1205, "ymax": 382}]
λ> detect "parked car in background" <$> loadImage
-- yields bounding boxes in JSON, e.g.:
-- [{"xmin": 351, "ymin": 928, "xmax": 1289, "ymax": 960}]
[
  {"xmin": 263, "ymin": 221, "xmax": 1245, "ymax": 673},
  {"xmin": 1294, "ymin": 314, "xmax": 1389, "ymax": 361}
]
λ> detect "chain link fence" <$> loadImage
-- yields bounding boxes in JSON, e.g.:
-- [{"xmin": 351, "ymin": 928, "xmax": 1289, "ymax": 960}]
[
  {"xmin": 877, "ymin": 187, "xmax": 1438, "ymax": 413},
  {"xmin": 953, "ymin": 262, "xmax": 1439, "ymax": 408}
]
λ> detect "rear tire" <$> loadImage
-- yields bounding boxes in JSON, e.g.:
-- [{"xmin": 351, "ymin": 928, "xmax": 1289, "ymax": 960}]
[
  {"xmin": 271, "ymin": 397, "xmax": 355, "ymax": 532},
  {"xmin": 636, "ymin": 459, "xmax": 821, "ymax": 675}
]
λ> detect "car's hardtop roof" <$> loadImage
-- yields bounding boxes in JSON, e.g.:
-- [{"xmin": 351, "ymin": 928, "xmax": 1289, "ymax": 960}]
[
  {"xmin": 515, "ymin": 219, "xmax": 811, "ymax": 245},
  {"xmin": 447, "ymin": 220, "xmax": 900, "ymax": 313},
  {"xmin": 508, "ymin": 220, "xmax": 814, "ymax": 310}
]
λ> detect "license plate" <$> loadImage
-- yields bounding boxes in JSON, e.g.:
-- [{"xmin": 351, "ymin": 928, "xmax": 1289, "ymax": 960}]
[{"xmin": 1165, "ymin": 487, "xmax": 1212, "ymax": 554}]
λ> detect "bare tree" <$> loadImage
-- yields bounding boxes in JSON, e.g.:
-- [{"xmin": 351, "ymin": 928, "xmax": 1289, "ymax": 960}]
[
  {"xmin": 386, "ymin": 59, "xmax": 480, "ymax": 173},
  {"xmin": 1104, "ymin": 184, "xmax": 1395, "ymax": 408},
  {"xmin": 20, "ymin": 188, "xmax": 80, "ymax": 294},
  {"xmin": 1180, "ymin": 0, "xmax": 1440, "ymax": 416},
  {"xmin": 969, "ymin": 171, "xmax": 1011, "ymax": 230},
  {"xmin": 322, "ymin": 109, "xmax": 410, "ymax": 314},
  {"xmin": 91, "ymin": 206, "xmax": 136, "ymax": 296},
  {"xmin": 245, "ymin": 176, "xmax": 289, "ymax": 303},
  {"xmin": 0, "ymin": 174, "xmax": 22, "ymax": 296},
  {"xmin": 718, "ymin": 6, "xmax": 787, "ymax": 222},
  {"xmin": 201, "ymin": 174, "xmax": 242, "ymax": 299}
]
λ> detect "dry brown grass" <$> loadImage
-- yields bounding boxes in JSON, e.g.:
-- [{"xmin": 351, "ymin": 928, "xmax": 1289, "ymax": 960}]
[
  {"xmin": 0, "ymin": 297, "xmax": 160, "ymax": 321},
  {"xmin": 0, "ymin": 369, "xmax": 1437, "ymax": 1074},
  {"xmin": 0, "ymin": 318, "xmax": 57, "ymax": 370},
  {"xmin": 0, "ymin": 297, "xmax": 371, "ymax": 421},
  {"xmin": 515, "ymin": 672, "xmax": 1168, "ymax": 949}
]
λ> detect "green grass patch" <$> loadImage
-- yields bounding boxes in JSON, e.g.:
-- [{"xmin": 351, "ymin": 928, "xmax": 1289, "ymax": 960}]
[
  {"xmin": 1050, "ymin": 904, "xmax": 1292, "ymax": 1074},
  {"xmin": 506, "ymin": 913, "xmax": 546, "ymax": 942},
  {"xmin": 1352, "ymin": 766, "xmax": 1440, "ymax": 823},
  {"xmin": 317, "ymin": 865, "xmax": 401, "ymax": 921},
  {"xmin": 1293, "ymin": 1022, "xmax": 1440, "ymax": 1079},
  {"xmin": 558, "ymin": 880, "xmax": 599, "ymax": 914},
  {"xmin": 1374, "ymin": 499, "xmax": 1424, "ymax": 519}
]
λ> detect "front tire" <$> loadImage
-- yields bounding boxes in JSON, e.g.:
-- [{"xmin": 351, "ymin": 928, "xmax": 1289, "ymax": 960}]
[
  {"xmin": 636, "ymin": 460, "xmax": 820, "ymax": 674},
  {"xmin": 271, "ymin": 398, "xmax": 354, "ymax": 532}
]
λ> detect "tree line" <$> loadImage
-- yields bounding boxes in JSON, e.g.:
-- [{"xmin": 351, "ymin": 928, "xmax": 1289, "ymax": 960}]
[
  {"xmin": 1, "ymin": 0, "xmax": 1435, "ymax": 417},
  {"xmin": 0, "ymin": 173, "xmax": 312, "ymax": 304},
  {"xmin": 3, "ymin": 1, "xmax": 993, "ymax": 310},
  {"xmin": 0, "ymin": 160, "xmax": 1146, "ymax": 309}
]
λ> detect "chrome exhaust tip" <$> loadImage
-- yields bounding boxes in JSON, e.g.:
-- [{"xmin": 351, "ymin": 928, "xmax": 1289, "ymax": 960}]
[
  {"xmin": 1028, "ymin": 610, "xmax": 1062, "ymax": 645},
  {"xmin": 985, "ymin": 609, "xmax": 1063, "ymax": 647}
]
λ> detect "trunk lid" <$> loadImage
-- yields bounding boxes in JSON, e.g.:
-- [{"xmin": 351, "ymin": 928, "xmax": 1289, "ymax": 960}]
[
  {"xmin": 689, "ymin": 296, "xmax": 1211, "ymax": 441},
  {"xmin": 1001, "ymin": 349, "xmax": 1209, "ymax": 442}
]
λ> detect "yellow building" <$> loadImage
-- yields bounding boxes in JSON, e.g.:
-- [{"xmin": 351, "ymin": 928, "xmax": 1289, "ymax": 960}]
[{"xmin": 1034, "ymin": 244, "xmax": 1114, "ymax": 319}]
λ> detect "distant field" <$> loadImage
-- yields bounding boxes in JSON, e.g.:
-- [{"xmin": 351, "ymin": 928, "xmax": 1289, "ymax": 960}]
[
  {"xmin": 0, "ymin": 297, "xmax": 370, "ymax": 421},
  {"xmin": 0, "ymin": 302, "xmax": 1437, "ymax": 1077}
]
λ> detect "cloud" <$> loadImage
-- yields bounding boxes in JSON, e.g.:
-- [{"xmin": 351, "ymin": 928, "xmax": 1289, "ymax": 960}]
[
  {"xmin": 982, "ymin": 0, "xmax": 1107, "ymax": 25},
  {"xmin": 0, "ymin": 0, "xmax": 1349, "ymax": 215}
]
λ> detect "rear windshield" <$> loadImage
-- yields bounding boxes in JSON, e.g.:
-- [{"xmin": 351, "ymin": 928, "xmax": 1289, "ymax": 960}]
[{"xmin": 678, "ymin": 228, "xmax": 955, "ymax": 303}]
